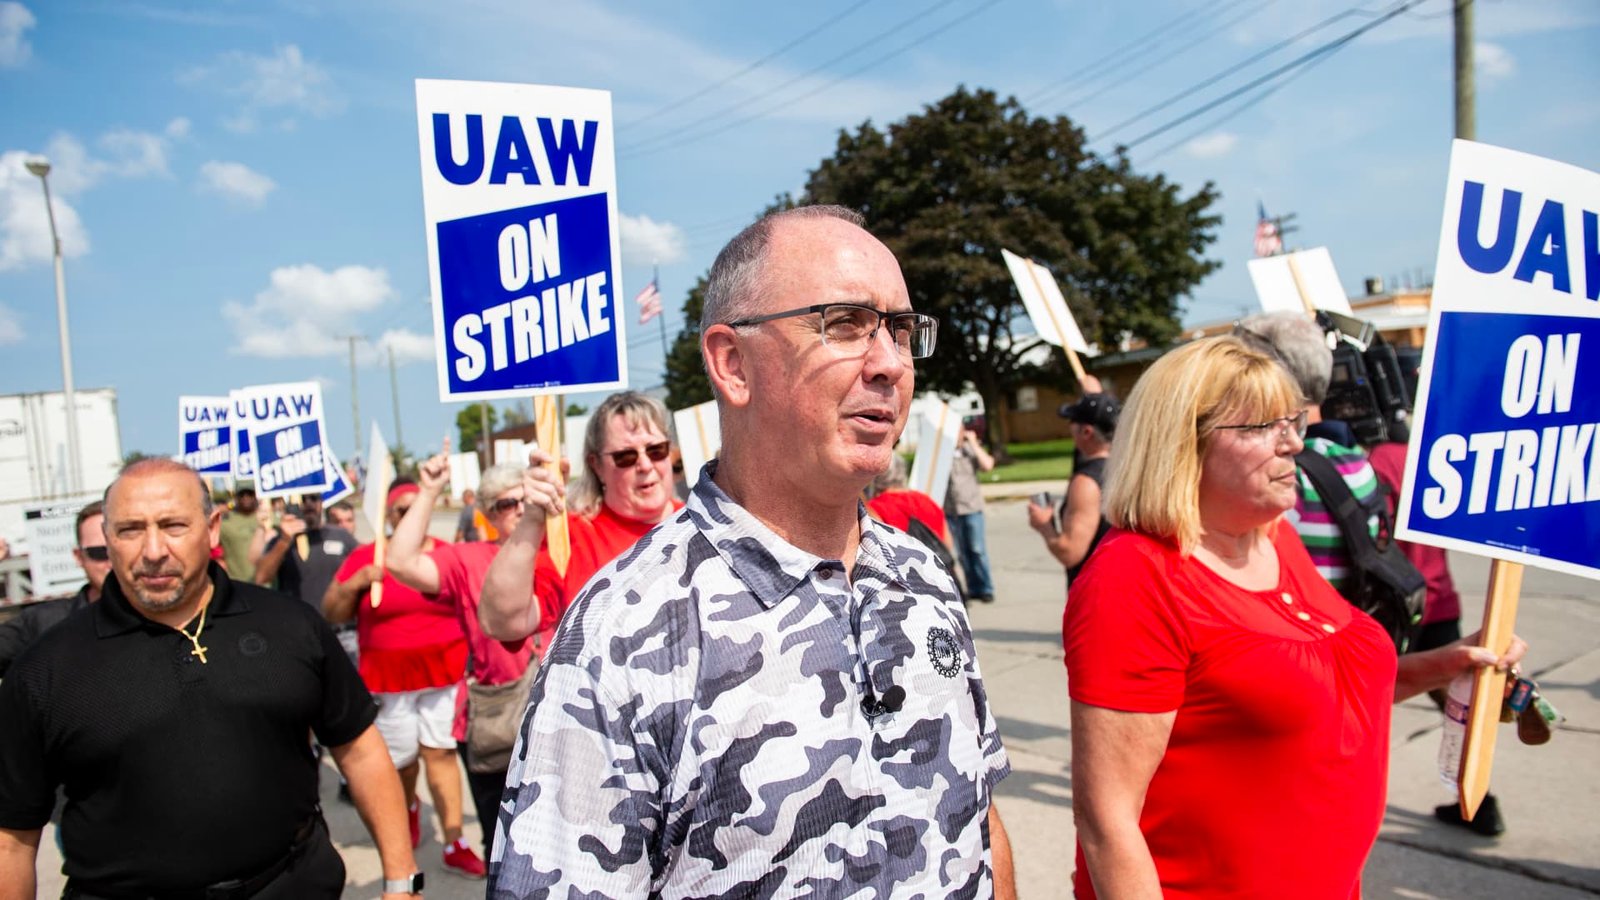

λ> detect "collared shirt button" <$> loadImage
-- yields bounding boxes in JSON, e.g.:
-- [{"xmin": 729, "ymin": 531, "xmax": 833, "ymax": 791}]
[
  {"xmin": 1280, "ymin": 592, "xmax": 1294, "ymax": 604},
  {"xmin": 817, "ymin": 567, "xmax": 834, "ymax": 580},
  {"xmin": 1295, "ymin": 611, "xmax": 1311, "ymax": 622},
  {"xmin": 1321, "ymin": 623, "xmax": 1337, "ymax": 634}
]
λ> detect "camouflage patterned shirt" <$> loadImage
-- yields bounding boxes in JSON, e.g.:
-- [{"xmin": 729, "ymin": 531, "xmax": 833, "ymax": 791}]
[{"xmin": 490, "ymin": 465, "xmax": 1010, "ymax": 898}]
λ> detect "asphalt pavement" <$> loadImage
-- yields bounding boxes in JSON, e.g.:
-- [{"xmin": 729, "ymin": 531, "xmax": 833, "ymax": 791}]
[{"xmin": 30, "ymin": 493, "xmax": 1600, "ymax": 898}]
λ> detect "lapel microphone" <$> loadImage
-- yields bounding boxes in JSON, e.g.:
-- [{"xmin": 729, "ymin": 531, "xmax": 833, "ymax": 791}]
[{"xmin": 861, "ymin": 685, "xmax": 907, "ymax": 719}]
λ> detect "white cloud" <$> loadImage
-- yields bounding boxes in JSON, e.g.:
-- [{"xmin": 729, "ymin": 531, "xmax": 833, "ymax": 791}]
[
  {"xmin": 375, "ymin": 328, "xmax": 435, "ymax": 364},
  {"xmin": 199, "ymin": 160, "xmax": 276, "ymax": 206},
  {"xmin": 222, "ymin": 264, "xmax": 398, "ymax": 359},
  {"xmin": 0, "ymin": 302, "xmax": 22, "ymax": 344},
  {"xmin": 620, "ymin": 213, "xmax": 687, "ymax": 265},
  {"xmin": 0, "ymin": 2, "xmax": 35, "ymax": 68},
  {"xmin": 182, "ymin": 44, "xmax": 342, "ymax": 130},
  {"xmin": 97, "ymin": 128, "xmax": 172, "ymax": 179},
  {"xmin": 165, "ymin": 117, "xmax": 192, "ymax": 139},
  {"xmin": 1184, "ymin": 132, "xmax": 1238, "ymax": 159},
  {"xmin": 0, "ymin": 150, "xmax": 90, "ymax": 270},
  {"xmin": 1476, "ymin": 41, "xmax": 1515, "ymax": 83}
]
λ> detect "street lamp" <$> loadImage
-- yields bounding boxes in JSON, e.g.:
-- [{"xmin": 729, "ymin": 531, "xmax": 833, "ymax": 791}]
[{"xmin": 25, "ymin": 157, "xmax": 83, "ymax": 495}]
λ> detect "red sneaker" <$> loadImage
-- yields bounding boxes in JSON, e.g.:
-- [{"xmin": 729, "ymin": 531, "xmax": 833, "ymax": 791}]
[
  {"xmin": 442, "ymin": 839, "xmax": 487, "ymax": 879},
  {"xmin": 407, "ymin": 800, "xmax": 420, "ymax": 849}
]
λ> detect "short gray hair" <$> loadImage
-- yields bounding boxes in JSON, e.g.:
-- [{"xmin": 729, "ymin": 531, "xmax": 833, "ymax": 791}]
[
  {"xmin": 478, "ymin": 462, "xmax": 524, "ymax": 503},
  {"xmin": 700, "ymin": 204, "xmax": 866, "ymax": 331},
  {"xmin": 1237, "ymin": 311, "xmax": 1332, "ymax": 405},
  {"xmin": 870, "ymin": 454, "xmax": 908, "ymax": 496},
  {"xmin": 106, "ymin": 458, "xmax": 214, "ymax": 518}
]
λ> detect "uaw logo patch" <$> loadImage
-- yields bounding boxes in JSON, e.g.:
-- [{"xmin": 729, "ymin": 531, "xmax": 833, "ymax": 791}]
[{"xmin": 927, "ymin": 626, "xmax": 962, "ymax": 678}]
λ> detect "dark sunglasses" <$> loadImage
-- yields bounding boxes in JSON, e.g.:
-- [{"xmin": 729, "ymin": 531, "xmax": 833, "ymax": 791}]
[
  {"xmin": 81, "ymin": 546, "xmax": 110, "ymax": 562},
  {"xmin": 490, "ymin": 497, "xmax": 523, "ymax": 514},
  {"xmin": 606, "ymin": 441, "xmax": 671, "ymax": 468}
]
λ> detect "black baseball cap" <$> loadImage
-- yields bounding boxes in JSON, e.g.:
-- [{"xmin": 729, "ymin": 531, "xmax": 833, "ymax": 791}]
[{"xmin": 1059, "ymin": 393, "xmax": 1120, "ymax": 434}]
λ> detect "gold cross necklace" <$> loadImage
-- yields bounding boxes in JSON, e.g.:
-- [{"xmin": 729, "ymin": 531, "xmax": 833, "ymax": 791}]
[{"xmin": 178, "ymin": 601, "xmax": 211, "ymax": 664}]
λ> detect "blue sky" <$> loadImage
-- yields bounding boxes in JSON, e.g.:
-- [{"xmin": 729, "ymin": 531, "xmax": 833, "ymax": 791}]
[{"xmin": 1, "ymin": 0, "xmax": 1596, "ymax": 464}]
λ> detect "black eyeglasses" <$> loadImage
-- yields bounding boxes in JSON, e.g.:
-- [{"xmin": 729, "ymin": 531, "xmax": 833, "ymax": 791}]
[
  {"xmin": 489, "ymin": 497, "xmax": 523, "ymax": 514},
  {"xmin": 607, "ymin": 441, "xmax": 671, "ymax": 468},
  {"xmin": 728, "ymin": 303, "xmax": 938, "ymax": 359},
  {"xmin": 1213, "ymin": 409, "xmax": 1309, "ymax": 445},
  {"xmin": 81, "ymin": 545, "xmax": 110, "ymax": 562}
]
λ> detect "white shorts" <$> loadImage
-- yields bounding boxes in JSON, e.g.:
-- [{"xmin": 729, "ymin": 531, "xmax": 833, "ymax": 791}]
[{"xmin": 374, "ymin": 684, "xmax": 458, "ymax": 768}]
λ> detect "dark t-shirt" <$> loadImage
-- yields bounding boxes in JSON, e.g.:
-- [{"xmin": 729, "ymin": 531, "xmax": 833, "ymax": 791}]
[
  {"xmin": 0, "ymin": 563, "xmax": 376, "ymax": 893},
  {"xmin": 0, "ymin": 586, "xmax": 91, "ymax": 677},
  {"xmin": 1066, "ymin": 456, "xmax": 1112, "ymax": 585},
  {"xmin": 264, "ymin": 525, "xmax": 358, "ymax": 609},
  {"xmin": 455, "ymin": 503, "xmax": 480, "ymax": 541}
]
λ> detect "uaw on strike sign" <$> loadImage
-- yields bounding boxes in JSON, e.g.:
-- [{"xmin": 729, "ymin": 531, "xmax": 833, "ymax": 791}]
[
  {"xmin": 1398, "ymin": 141, "xmax": 1600, "ymax": 581},
  {"xmin": 416, "ymin": 79, "xmax": 627, "ymax": 401}
]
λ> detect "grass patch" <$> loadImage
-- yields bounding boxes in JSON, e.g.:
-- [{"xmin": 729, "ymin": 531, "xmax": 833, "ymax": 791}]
[{"xmin": 981, "ymin": 439, "xmax": 1075, "ymax": 484}]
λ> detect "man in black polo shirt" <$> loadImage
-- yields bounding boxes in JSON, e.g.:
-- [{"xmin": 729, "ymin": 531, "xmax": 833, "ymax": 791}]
[{"xmin": 0, "ymin": 460, "xmax": 424, "ymax": 899}]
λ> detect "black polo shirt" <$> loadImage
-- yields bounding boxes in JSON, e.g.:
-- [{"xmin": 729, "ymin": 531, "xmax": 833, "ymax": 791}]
[{"xmin": 0, "ymin": 562, "xmax": 376, "ymax": 893}]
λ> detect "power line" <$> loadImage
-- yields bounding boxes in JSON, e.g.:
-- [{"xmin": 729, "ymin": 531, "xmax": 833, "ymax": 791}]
[
  {"xmin": 1117, "ymin": 0, "xmax": 1429, "ymax": 153},
  {"xmin": 627, "ymin": 0, "xmax": 1005, "ymax": 159},
  {"xmin": 1021, "ymin": 0, "xmax": 1252, "ymax": 108},
  {"xmin": 623, "ymin": 0, "xmax": 877, "ymax": 129},
  {"xmin": 1038, "ymin": 0, "xmax": 1273, "ymax": 114},
  {"xmin": 1136, "ymin": 39, "xmax": 1344, "ymax": 164},
  {"xmin": 623, "ymin": 0, "xmax": 969, "ymax": 157},
  {"xmin": 1091, "ymin": 1, "xmax": 1393, "ymax": 145},
  {"xmin": 1030, "ymin": 0, "xmax": 1268, "ymax": 111}
]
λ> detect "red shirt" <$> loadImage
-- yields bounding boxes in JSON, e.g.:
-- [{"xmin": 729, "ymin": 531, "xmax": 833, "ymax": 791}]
[
  {"xmin": 425, "ymin": 541, "xmax": 533, "ymax": 741},
  {"xmin": 866, "ymin": 490, "xmax": 947, "ymax": 540},
  {"xmin": 1063, "ymin": 521, "xmax": 1397, "ymax": 899},
  {"xmin": 532, "ymin": 503, "xmax": 682, "ymax": 643},
  {"xmin": 1366, "ymin": 442, "xmax": 1462, "ymax": 626},
  {"xmin": 334, "ymin": 541, "xmax": 469, "ymax": 694}
]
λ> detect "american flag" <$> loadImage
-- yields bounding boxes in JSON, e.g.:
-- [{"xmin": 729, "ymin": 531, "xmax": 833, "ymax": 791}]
[
  {"xmin": 1253, "ymin": 201, "xmax": 1283, "ymax": 257},
  {"xmin": 635, "ymin": 279, "xmax": 662, "ymax": 325}
]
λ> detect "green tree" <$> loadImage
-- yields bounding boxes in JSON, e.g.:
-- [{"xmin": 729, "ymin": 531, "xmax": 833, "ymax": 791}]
[
  {"xmin": 455, "ymin": 402, "xmax": 499, "ymax": 454},
  {"xmin": 663, "ymin": 277, "xmax": 712, "ymax": 410},
  {"xmin": 564, "ymin": 402, "xmax": 588, "ymax": 416},
  {"xmin": 502, "ymin": 403, "xmax": 531, "ymax": 427},
  {"xmin": 802, "ymin": 86, "xmax": 1221, "ymax": 446}
]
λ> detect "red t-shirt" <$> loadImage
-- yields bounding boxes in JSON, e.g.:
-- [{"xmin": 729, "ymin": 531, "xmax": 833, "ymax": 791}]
[
  {"xmin": 866, "ymin": 489, "xmax": 947, "ymax": 540},
  {"xmin": 532, "ymin": 503, "xmax": 683, "ymax": 641},
  {"xmin": 425, "ymin": 541, "xmax": 534, "ymax": 741},
  {"xmin": 1063, "ymin": 521, "xmax": 1397, "ymax": 899},
  {"xmin": 334, "ymin": 541, "xmax": 469, "ymax": 694},
  {"xmin": 1366, "ymin": 442, "xmax": 1462, "ymax": 627}
]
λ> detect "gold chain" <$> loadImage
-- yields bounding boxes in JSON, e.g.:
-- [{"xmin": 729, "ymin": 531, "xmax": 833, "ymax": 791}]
[{"xmin": 178, "ymin": 601, "xmax": 210, "ymax": 664}]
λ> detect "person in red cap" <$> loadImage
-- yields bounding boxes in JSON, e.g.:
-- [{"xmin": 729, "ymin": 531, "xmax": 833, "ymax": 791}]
[{"xmin": 322, "ymin": 479, "xmax": 485, "ymax": 879}]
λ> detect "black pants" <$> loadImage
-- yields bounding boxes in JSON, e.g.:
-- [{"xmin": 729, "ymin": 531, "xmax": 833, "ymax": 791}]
[
  {"xmin": 63, "ymin": 817, "xmax": 344, "ymax": 900},
  {"xmin": 458, "ymin": 744, "xmax": 507, "ymax": 860}
]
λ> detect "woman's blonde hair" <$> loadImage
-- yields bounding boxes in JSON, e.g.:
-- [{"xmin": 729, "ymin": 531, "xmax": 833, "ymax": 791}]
[
  {"xmin": 569, "ymin": 391, "xmax": 671, "ymax": 517},
  {"xmin": 1102, "ymin": 335, "xmax": 1304, "ymax": 554}
]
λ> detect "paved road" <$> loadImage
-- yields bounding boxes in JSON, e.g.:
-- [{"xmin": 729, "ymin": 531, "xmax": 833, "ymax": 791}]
[{"xmin": 33, "ymin": 499, "xmax": 1600, "ymax": 897}]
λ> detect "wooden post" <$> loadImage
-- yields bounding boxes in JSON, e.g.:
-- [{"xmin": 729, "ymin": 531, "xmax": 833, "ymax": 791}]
[
  {"xmin": 1023, "ymin": 258, "xmax": 1088, "ymax": 385},
  {"xmin": 370, "ymin": 528, "xmax": 387, "ymax": 609},
  {"xmin": 1286, "ymin": 253, "xmax": 1317, "ymax": 315},
  {"xmin": 533, "ymin": 394, "xmax": 570, "ymax": 576},
  {"xmin": 1457, "ymin": 558, "xmax": 1522, "ymax": 818}
]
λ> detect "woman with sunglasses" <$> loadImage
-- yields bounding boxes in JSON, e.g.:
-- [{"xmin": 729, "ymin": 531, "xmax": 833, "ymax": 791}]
[
  {"xmin": 1063, "ymin": 336, "xmax": 1524, "ymax": 899},
  {"xmin": 479, "ymin": 391, "xmax": 682, "ymax": 644}
]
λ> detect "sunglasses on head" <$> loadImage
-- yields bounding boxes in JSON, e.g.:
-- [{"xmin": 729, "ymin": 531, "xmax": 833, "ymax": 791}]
[
  {"xmin": 606, "ymin": 441, "xmax": 671, "ymax": 468},
  {"xmin": 81, "ymin": 546, "xmax": 110, "ymax": 562},
  {"xmin": 490, "ymin": 497, "xmax": 523, "ymax": 514}
]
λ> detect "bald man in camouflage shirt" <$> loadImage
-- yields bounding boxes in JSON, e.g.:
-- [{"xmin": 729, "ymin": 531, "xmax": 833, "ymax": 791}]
[{"xmin": 489, "ymin": 206, "xmax": 1015, "ymax": 898}]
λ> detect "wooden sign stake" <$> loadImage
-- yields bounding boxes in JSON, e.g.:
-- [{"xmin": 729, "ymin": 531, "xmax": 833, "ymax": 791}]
[
  {"xmin": 1022, "ymin": 257, "xmax": 1088, "ymax": 385},
  {"xmin": 533, "ymin": 394, "xmax": 571, "ymax": 577},
  {"xmin": 1457, "ymin": 558, "xmax": 1522, "ymax": 819}
]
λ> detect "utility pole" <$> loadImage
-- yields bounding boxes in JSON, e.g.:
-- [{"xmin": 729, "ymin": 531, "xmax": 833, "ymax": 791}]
[
  {"xmin": 341, "ymin": 335, "xmax": 363, "ymax": 464},
  {"xmin": 387, "ymin": 344, "xmax": 404, "ymax": 451},
  {"xmin": 1454, "ymin": 0, "xmax": 1475, "ymax": 141}
]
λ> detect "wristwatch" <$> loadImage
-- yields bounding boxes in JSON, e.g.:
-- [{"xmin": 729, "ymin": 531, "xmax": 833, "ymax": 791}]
[{"xmin": 383, "ymin": 872, "xmax": 424, "ymax": 894}]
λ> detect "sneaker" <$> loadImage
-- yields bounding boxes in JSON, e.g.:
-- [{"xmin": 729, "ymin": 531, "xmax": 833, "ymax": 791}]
[
  {"xmin": 408, "ymin": 800, "xmax": 421, "ymax": 850},
  {"xmin": 442, "ymin": 838, "xmax": 487, "ymax": 879},
  {"xmin": 1434, "ymin": 794, "xmax": 1506, "ymax": 837}
]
